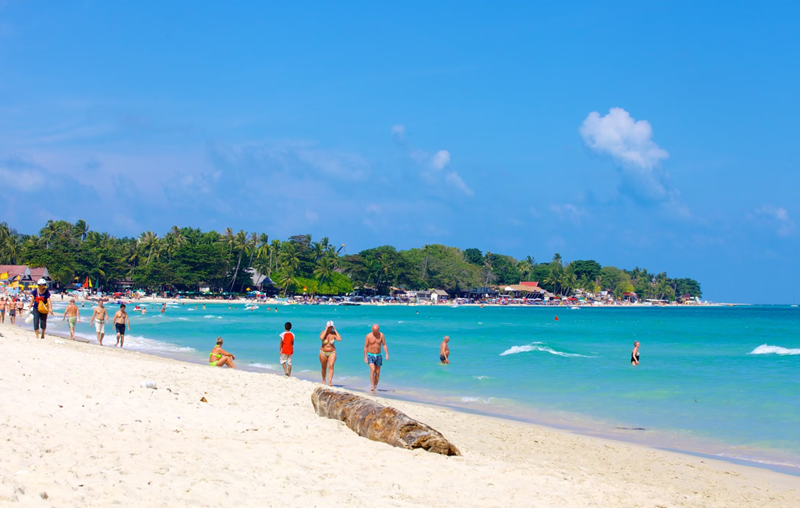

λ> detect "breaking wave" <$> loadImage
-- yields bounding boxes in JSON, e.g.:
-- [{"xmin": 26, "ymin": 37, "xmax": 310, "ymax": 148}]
[
  {"xmin": 749, "ymin": 344, "xmax": 800, "ymax": 356},
  {"xmin": 461, "ymin": 396, "xmax": 494, "ymax": 404},
  {"xmin": 500, "ymin": 343, "xmax": 592, "ymax": 358}
]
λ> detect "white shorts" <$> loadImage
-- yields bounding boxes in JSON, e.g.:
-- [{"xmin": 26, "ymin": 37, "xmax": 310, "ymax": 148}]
[
  {"xmin": 95, "ymin": 321, "xmax": 106, "ymax": 334},
  {"xmin": 280, "ymin": 353, "xmax": 292, "ymax": 366}
]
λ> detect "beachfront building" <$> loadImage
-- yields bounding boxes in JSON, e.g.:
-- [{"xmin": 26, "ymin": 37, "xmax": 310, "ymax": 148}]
[{"xmin": 0, "ymin": 265, "xmax": 52, "ymax": 289}]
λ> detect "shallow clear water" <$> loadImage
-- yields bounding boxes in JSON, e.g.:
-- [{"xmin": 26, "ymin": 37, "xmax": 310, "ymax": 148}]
[{"xmin": 44, "ymin": 301, "xmax": 800, "ymax": 470}]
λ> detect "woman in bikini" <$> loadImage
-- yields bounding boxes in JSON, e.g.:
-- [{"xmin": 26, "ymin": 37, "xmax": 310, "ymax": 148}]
[
  {"xmin": 631, "ymin": 341, "xmax": 640, "ymax": 366},
  {"xmin": 319, "ymin": 320, "xmax": 342, "ymax": 385},
  {"xmin": 210, "ymin": 337, "xmax": 236, "ymax": 368}
]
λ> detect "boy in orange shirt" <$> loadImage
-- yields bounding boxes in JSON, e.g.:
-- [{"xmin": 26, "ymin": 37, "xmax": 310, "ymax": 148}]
[{"xmin": 279, "ymin": 322, "xmax": 295, "ymax": 377}]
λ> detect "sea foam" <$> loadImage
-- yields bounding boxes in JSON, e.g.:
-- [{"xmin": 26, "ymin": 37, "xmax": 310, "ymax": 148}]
[
  {"xmin": 500, "ymin": 343, "xmax": 592, "ymax": 358},
  {"xmin": 123, "ymin": 335, "xmax": 197, "ymax": 354},
  {"xmin": 461, "ymin": 396, "xmax": 493, "ymax": 403},
  {"xmin": 248, "ymin": 363, "xmax": 278, "ymax": 370},
  {"xmin": 749, "ymin": 344, "xmax": 800, "ymax": 356}
]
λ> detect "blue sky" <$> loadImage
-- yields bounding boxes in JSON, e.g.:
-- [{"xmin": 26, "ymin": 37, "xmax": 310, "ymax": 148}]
[{"xmin": 1, "ymin": 1, "xmax": 798, "ymax": 303}]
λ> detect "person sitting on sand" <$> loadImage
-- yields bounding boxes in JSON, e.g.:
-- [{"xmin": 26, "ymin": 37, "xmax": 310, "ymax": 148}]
[
  {"xmin": 210, "ymin": 337, "xmax": 235, "ymax": 368},
  {"xmin": 319, "ymin": 321, "xmax": 342, "ymax": 386},
  {"xmin": 62, "ymin": 298, "xmax": 81, "ymax": 340},
  {"xmin": 364, "ymin": 324, "xmax": 389, "ymax": 391},
  {"xmin": 440, "ymin": 335, "xmax": 450, "ymax": 364},
  {"xmin": 631, "ymin": 341, "xmax": 640, "ymax": 366}
]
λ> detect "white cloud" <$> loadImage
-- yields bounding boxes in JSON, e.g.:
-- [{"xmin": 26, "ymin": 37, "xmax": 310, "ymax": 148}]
[
  {"xmin": 549, "ymin": 203, "xmax": 585, "ymax": 224},
  {"xmin": 0, "ymin": 165, "xmax": 45, "ymax": 191},
  {"xmin": 445, "ymin": 171, "xmax": 473, "ymax": 196},
  {"xmin": 579, "ymin": 108, "xmax": 685, "ymax": 211},
  {"xmin": 391, "ymin": 124, "xmax": 406, "ymax": 142},
  {"xmin": 391, "ymin": 126, "xmax": 470, "ymax": 196},
  {"xmin": 580, "ymin": 107, "xmax": 669, "ymax": 169},
  {"xmin": 753, "ymin": 205, "xmax": 796, "ymax": 237},
  {"xmin": 430, "ymin": 150, "xmax": 450, "ymax": 170}
]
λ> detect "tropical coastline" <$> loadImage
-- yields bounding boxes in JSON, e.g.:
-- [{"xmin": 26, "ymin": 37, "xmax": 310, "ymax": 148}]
[
  {"xmin": 2, "ymin": 322, "xmax": 799, "ymax": 507},
  {"xmin": 8, "ymin": 298, "xmax": 798, "ymax": 477}
]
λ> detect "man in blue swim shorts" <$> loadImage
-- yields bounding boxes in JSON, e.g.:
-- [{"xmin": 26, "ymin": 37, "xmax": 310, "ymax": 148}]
[{"xmin": 364, "ymin": 323, "xmax": 389, "ymax": 391}]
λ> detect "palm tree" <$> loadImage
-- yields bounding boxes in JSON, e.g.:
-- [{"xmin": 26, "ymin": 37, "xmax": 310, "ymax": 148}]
[
  {"xmin": 41, "ymin": 220, "xmax": 57, "ymax": 249},
  {"xmin": 127, "ymin": 243, "xmax": 141, "ymax": 277},
  {"xmin": 278, "ymin": 270, "xmax": 297, "ymax": 297},
  {"xmin": 222, "ymin": 228, "xmax": 234, "ymax": 256},
  {"xmin": 246, "ymin": 232, "xmax": 258, "ymax": 274},
  {"xmin": 517, "ymin": 259, "xmax": 533, "ymax": 281},
  {"xmin": 72, "ymin": 220, "xmax": 89, "ymax": 244},
  {"xmin": 139, "ymin": 231, "xmax": 158, "ymax": 265},
  {"xmin": 314, "ymin": 256, "xmax": 336, "ymax": 288},
  {"xmin": 228, "ymin": 230, "xmax": 248, "ymax": 291},
  {"xmin": 545, "ymin": 264, "xmax": 563, "ymax": 296},
  {"xmin": 562, "ymin": 267, "xmax": 577, "ymax": 296}
]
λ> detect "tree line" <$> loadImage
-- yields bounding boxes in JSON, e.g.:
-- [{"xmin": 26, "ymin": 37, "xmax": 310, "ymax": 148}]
[{"xmin": 0, "ymin": 220, "xmax": 702, "ymax": 300}]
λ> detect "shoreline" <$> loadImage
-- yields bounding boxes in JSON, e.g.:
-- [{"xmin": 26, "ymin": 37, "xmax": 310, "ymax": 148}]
[
  {"xmin": 2, "ymin": 321, "xmax": 798, "ymax": 507},
  {"xmin": 74, "ymin": 295, "xmax": 746, "ymax": 307},
  {"xmin": 11, "ymin": 313, "xmax": 800, "ymax": 479}
]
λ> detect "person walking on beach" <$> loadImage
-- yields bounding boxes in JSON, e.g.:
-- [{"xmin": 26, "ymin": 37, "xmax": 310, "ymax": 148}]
[
  {"xmin": 319, "ymin": 321, "xmax": 341, "ymax": 385},
  {"xmin": 90, "ymin": 301, "xmax": 109, "ymax": 346},
  {"xmin": 8, "ymin": 298, "xmax": 17, "ymax": 325},
  {"xmin": 113, "ymin": 304, "xmax": 131, "ymax": 348},
  {"xmin": 631, "ymin": 341, "xmax": 640, "ymax": 366},
  {"xmin": 31, "ymin": 279, "xmax": 53, "ymax": 339},
  {"xmin": 279, "ymin": 321, "xmax": 295, "ymax": 377},
  {"xmin": 14, "ymin": 298, "xmax": 23, "ymax": 325},
  {"xmin": 439, "ymin": 336, "xmax": 450, "ymax": 364},
  {"xmin": 209, "ymin": 337, "xmax": 236, "ymax": 368},
  {"xmin": 62, "ymin": 298, "xmax": 81, "ymax": 340},
  {"xmin": 0, "ymin": 297, "xmax": 6, "ymax": 324},
  {"xmin": 364, "ymin": 324, "xmax": 389, "ymax": 391}
]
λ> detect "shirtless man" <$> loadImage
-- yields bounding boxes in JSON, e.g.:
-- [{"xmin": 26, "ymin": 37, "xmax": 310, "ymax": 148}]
[
  {"xmin": 14, "ymin": 298, "xmax": 23, "ymax": 325},
  {"xmin": 364, "ymin": 324, "xmax": 389, "ymax": 391},
  {"xmin": 113, "ymin": 304, "xmax": 131, "ymax": 348},
  {"xmin": 62, "ymin": 298, "xmax": 81, "ymax": 340},
  {"xmin": 439, "ymin": 336, "xmax": 450, "ymax": 364},
  {"xmin": 90, "ymin": 301, "xmax": 109, "ymax": 346},
  {"xmin": 0, "ymin": 297, "xmax": 6, "ymax": 324}
]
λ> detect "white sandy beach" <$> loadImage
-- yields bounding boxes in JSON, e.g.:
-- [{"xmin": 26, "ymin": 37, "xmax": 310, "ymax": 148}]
[{"xmin": 1, "ymin": 322, "xmax": 798, "ymax": 507}]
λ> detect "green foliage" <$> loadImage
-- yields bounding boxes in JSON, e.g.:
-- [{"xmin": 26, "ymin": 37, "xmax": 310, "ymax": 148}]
[
  {"xmin": 569, "ymin": 259, "xmax": 602, "ymax": 282},
  {"xmin": 464, "ymin": 248, "xmax": 484, "ymax": 265},
  {"xmin": 0, "ymin": 220, "xmax": 702, "ymax": 300}
]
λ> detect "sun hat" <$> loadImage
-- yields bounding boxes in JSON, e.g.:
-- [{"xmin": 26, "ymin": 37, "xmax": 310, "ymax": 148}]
[{"xmin": 326, "ymin": 320, "xmax": 334, "ymax": 328}]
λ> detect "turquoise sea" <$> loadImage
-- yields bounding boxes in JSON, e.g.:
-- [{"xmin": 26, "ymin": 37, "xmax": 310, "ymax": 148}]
[{"xmin": 43, "ymin": 301, "xmax": 800, "ymax": 473}]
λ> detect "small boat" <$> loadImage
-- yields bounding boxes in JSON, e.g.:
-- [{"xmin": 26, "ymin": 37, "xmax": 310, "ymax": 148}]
[{"xmin": 570, "ymin": 306, "xmax": 580, "ymax": 310}]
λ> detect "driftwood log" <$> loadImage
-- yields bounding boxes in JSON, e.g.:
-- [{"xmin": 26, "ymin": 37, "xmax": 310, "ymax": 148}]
[{"xmin": 311, "ymin": 387, "xmax": 461, "ymax": 456}]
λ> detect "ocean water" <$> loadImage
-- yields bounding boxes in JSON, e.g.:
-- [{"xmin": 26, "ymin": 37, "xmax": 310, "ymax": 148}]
[{"xmin": 41, "ymin": 301, "xmax": 800, "ymax": 472}]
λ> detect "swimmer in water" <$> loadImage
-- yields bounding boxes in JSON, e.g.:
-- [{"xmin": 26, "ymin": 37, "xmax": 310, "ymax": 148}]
[
  {"xmin": 631, "ymin": 341, "xmax": 640, "ymax": 366},
  {"xmin": 439, "ymin": 335, "xmax": 450, "ymax": 364}
]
